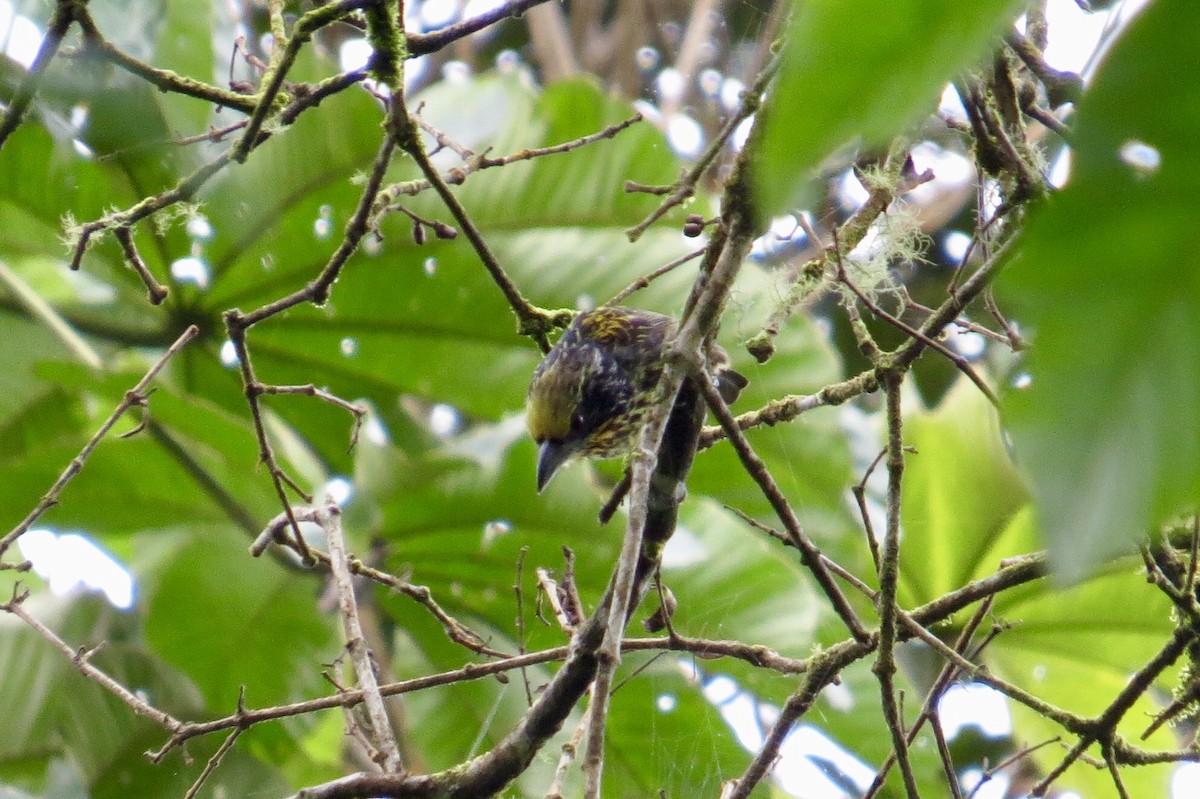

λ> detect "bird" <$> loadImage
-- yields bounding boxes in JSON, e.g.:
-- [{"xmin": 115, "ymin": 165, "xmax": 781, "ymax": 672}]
[{"xmin": 526, "ymin": 306, "xmax": 747, "ymax": 492}]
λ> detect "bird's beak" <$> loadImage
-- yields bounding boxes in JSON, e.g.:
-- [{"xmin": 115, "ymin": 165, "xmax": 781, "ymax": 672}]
[{"xmin": 536, "ymin": 440, "xmax": 573, "ymax": 493}]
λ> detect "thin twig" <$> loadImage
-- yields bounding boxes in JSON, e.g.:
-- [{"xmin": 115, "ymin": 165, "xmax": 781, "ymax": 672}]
[
  {"xmin": 1030, "ymin": 627, "xmax": 1194, "ymax": 796},
  {"xmin": 390, "ymin": 97, "xmax": 555, "ymax": 351},
  {"xmin": 727, "ymin": 641, "xmax": 867, "ymax": 799},
  {"xmin": 697, "ymin": 375, "xmax": 870, "ymax": 642},
  {"xmin": 256, "ymin": 385, "xmax": 366, "ymax": 450},
  {"xmin": 873, "ymin": 372, "xmax": 920, "ymax": 799},
  {"xmin": 1187, "ymin": 513, "xmax": 1200, "ymax": 597},
  {"xmin": 321, "ymin": 502, "xmax": 402, "ymax": 772},
  {"xmin": 853, "ymin": 448, "xmax": 888, "ymax": 575},
  {"xmin": 725, "ymin": 505, "xmax": 879, "ymax": 601},
  {"xmin": 836, "ymin": 251, "xmax": 1000, "ymax": 409},
  {"xmin": 231, "ymin": 1, "xmax": 371, "ymax": 163},
  {"xmin": 70, "ymin": 153, "xmax": 234, "ymax": 274},
  {"xmin": 607, "ymin": 246, "xmax": 707, "ymax": 306},
  {"xmin": 901, "ymin": 290, "xmax": 1012, "ymax": 346},
  {"xmin": 625, "ymin": 54, "xmax": 777, "ymax": 242},
  {"xmin": 515, "ymin": 547, "xmax": 534, "ymax": 706},
  {"xmin": 0, "ymin": 325, "xmax": 199, "ymax": 560},
  {"xmin": 0, "ymin": 0, "xmax": 77, "ymax": 150},
  {"xmin": 746, "ymin": 144, "xmax": 925, "ymax": 362},
  {"xmin": 250, "ymin": 505, "xmax": 503, "ymax": 658},
  {"xmin": 373, "ymin": 113, "xmax": 644, "ymax": 227},
  {"xmin": 182, "ymin": 724, "xmax": 243, "ymax": 799},
  {"xmin": 0, "ymin": 585, "xmax": 183, "ymax": 732},
  {"xmin": 582, "ymin": 365, "xmax": 685, "ymax": 799},
  {"xmin": 223, "ymin": 109, "xmax": 401, "ymax": 563},
  {"xmin": 112, "ymin": 227, "xmax": 170, "ymax": 305},
  {"xmin": 407, "ymin": 0, "xmax": 556, "ymax": 55},
  {"xmin": 544, "ymin": 703, "xmax": 592, "ymax": 799},
  {"xmin": 929, "ymin": 709, "xmax": 965, "ymax": 799},
  {"xmin": 1103, "ymin": 741, "xmax": 1133, "ymax": 799},
  {"xmin": 149, "ymin": 551, "xmax": 1053, "ymax": 762},
  {"xmin": 863, "ymin": 596, "xmax": 996, "ymax": 799},
  {"xmin": 535, "ymin": 568, "xmax": 568, "ymax": 630},
  {"xmin": 965, "ymin": 737, "xmax": 1061, "ymax": 799},
  {"xmin": 74, "ymin": 8, "xmax": 256, "ymax": 113}
]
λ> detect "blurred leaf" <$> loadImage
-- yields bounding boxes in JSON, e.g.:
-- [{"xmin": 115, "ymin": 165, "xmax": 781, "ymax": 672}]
[
  {"xmin": 86, "ymin": 0, "xmax": 167, "ymax": 63},
  {"xmin": 662, "ymin": 499, "xmax": 825, "ymax": 694},
  {"xmin": 754, "ymin": 0, "xmax": 1019, "ymax": 217},
  {"xmin": 142, "ymin": 527, "xmax": 336, "ymax": 709},
  {"xmin": 1002, "ymin": 0, "xmax": 1200, "ymax": 580},
  {"xmin": 0, "ymin": 125, "xmax": 169, "ymax": 340},
  {"xmin": 799, "ymin": 658, "xmax": 948, "ymax": 798},
  {"xmin": 0, "ymin": 362, "xmax": 286, "ymax": 537},
  {"xmin": 148, "ymin": 0, "xmax": 219, "ymax": 135},
  {"xmin": 604, "ymin": 659, "xmax": 766, "ymax": 797},
  {"xmin": 894, "ymin": 380, "xmax": 1178, "ymax": 796},
  {"xmin": 0, "ymin": 594, "xmax": 208, "ymax": 795},
  {"xmin": 369, "ymin": 431, "xmax": 619, "ymax": 636},
  {"xmin": 897, "ymin": 379, "xmax": 1029, "ymax": 608}
]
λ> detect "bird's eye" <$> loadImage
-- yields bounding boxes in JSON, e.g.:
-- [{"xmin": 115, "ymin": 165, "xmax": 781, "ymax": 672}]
[{"xmin": 571, "ymin": 411, "xmax": 586, "ymax": 431}]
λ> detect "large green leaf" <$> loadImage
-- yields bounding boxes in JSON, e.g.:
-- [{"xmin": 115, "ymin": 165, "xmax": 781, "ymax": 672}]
[
  {"xmin": 362, "ymin": 446, "xmax": 791, "ymax": 794},
  {"xmin": 1002, "ymin": 0, "xmax": 1200, "ymax": 580},
  {"xmin": 897, "ymin": 379, "xmax": 1029, "ymax": 608},
  {"xmin": 0, "ymin": 594, "xmax": 213, "ymax": 796},
  {"xmin": 195, "ymin": 76, "xmax": 699, "ymax": 428},
  {"xmin": 0, "ymin": 362, "xmax": 288, "ymax": 537},
  {"xmin": 753, "ymin": 0, "xmax": 1020, "ymax": 217},
  {"xmin": 0, "ymin": 124, "xmax": 177, "ymax": 341},
  {"xmin": 146, "ymin": 0, "xmax": 220, "ymax": 135},
  {"xmin": 987, "ymin": 548, "xmax": 1179, "ymax": 798},
  {"xmin": 896, "ymin": 380, "xmax": 1178, "ymax": 796},
  {"xmin": 141, "ymin": 526, "xmax": 337, "ymax": 711},
  {"xmin": 604, "ymin": 658, "xmax": 766, "ymax": 797}
]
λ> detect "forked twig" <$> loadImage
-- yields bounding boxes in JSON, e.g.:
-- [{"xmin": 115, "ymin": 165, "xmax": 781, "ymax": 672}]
[{"xmin": 0, "ymin": 325, "xmax": 200, "ymax": 561}]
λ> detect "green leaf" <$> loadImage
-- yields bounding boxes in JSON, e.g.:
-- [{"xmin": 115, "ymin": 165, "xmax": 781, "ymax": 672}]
[
  {"xmin": 897, "ymin": 379, "xmax": 1029, "ymax": 608},
  {"xmin": 603, "ymin": 659, "xmax": 766, "ymax": 797},
  {"xmin": 754, "ymin": 0, "xmax": 1019, "ymax": 216},
  {"xmin": 0, "ymin": 124, "xmax": 171, "ymax": 340},
  {"xmin": 1001, "ymin": 0, "xmax": 1200, "ymax": 580},
  {"xmin": 893, "ymin": 380, "xmax": 1178, "ymax": 795},
  {"xmin": 0, "ymin": 594, "xmax": 208, "ymax": 794},
  {"xmin": 149, "ymin": 0, "xmax": 219, "ymax": 135},
  {"xmin": 142, "ymin": 527, "xmax": 337, "ymax": 710},
  {"xmin": 0, "ymin": 326, "xmax": 81, "ymax": 422},
  {"xmin": 0, "ymin": 363, "xmax": 287, "ymax": 537},
  {"xmin": 989, "ymin": 562, "xmax": 1178, "ymax": 798},
  {"xmin": 664, "ymin": 499, "xmax": 827, "ymax": 688}
]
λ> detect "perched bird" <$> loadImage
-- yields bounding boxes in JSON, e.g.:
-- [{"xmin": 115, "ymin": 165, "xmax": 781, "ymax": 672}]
[{"xmin": 526, "ymin": 306, "xmax": 746, "ymax": 491}]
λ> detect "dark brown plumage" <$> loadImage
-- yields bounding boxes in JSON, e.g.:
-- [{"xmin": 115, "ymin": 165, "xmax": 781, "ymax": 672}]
[{"xmin": 526, "ymin": 306, "xmax": 746, "ymax": 491}]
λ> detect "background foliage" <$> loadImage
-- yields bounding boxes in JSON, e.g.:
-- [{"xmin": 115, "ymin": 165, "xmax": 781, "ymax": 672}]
[{"xmin": 1, "ymin": 0, "xmax": 1198, "ymax": 798}]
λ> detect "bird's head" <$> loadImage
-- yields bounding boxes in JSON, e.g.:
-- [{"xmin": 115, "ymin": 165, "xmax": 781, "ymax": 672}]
[
  {"xmin": 525, "ymin": 354, "xmax": 589, "ymax": 492},
  {"xmin": 526, "ymin": 308, "xmax": 667, "ymax": 491}
]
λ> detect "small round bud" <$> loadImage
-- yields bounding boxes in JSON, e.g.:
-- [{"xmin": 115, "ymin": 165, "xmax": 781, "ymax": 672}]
[{"xmin": 433, "ymin": 221, "xmax": 459, "ymax": 240}]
